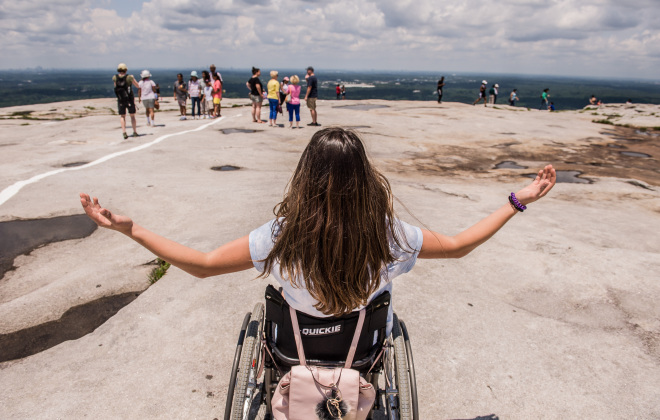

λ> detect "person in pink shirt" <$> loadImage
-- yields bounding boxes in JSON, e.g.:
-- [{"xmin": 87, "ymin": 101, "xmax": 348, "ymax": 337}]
[
  {"xmin": 212, "ymin": 72, "xmax": 222, "ymax": 118},
  {"xmin": 286, "ymin": 75, "xmax": 302, "ymax": 128}
]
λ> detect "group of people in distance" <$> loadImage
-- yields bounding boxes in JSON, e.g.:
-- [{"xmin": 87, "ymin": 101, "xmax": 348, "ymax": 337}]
[
  {"xmin": 335, "ymin": 84, "xmax": 346, "ymax": 100},
  {"xmin": 111, "ymin": 63, "xmax": 224, "ymax": 139},
  {"xmin": 472, "ymin": 80, "xmax": 504, "ymax": 107},
  {"xmin": 467, "ymin": 79, "xmax": 555, "ymax": 111},
  {"xmin": 172, "ymin": 65, "xmax": 224, "ymax": 121},
  {"xmin": 246, "ymin": 66, "xmax": 320, "ymax": 128}
]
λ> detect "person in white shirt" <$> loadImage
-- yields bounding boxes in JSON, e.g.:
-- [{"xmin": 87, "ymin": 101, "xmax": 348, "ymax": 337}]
[
  {"xmin": 137, "ymin": 70, "xmax": 157, "ymax": 126},
  {"xmin": 80, "ymin": 128, "xmax": 556, "ymax": 336},
  {"xmin": 188, "ymin": 71, "xmax": 202, "ymax": 120}
]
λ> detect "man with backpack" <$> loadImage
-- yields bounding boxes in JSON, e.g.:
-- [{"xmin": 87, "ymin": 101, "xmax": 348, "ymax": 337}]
[{"xmin": 112, "ymin": 63, "xmax": 140, "ymax": 139}]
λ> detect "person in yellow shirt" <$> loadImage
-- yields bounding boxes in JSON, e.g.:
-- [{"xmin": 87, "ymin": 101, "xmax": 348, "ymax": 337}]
[{"xmin": 267, "ymin": 71, "xmax": 280, "ymax": 127}]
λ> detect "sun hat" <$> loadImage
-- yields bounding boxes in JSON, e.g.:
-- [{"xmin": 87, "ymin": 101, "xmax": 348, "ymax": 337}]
[
  {"xmin": 494, "ymin": 83, "xmax": 499, "ymax": 87},
  {"xmin": 140, "ymin": 70, "xmax": 151, "ymax": 79},
  {"xmin": 482, "ymin": 80, "xmax": 487, "ymax": 84},
  {"xmin": 283, "ymin": 76, "xmax": 289, "ymax": 82},
  {"xmin": 190, "ymin": 71, "xmax": 199, "ymax": 78},
  {"xmin": 117, "ymin": 63, "xmax": 128, "ymax": 72}
]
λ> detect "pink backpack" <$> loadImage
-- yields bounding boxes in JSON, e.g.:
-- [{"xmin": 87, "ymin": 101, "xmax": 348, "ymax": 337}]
[{"xmin": 270, "ymin": 306, "xmax": 377, "ymax": 420}]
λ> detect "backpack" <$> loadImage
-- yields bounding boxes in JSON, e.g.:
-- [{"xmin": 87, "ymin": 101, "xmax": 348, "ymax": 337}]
[
  {"xmin": 114, "ymin": 74, "xmax": 132, "ymax": 103},
  {"xmin": 270, "ymin": 306, "xmax": 376, "ymax": 420}
]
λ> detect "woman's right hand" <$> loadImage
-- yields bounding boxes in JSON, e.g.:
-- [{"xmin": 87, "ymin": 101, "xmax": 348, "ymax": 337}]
[
  {"xmin": 514, "ymin": 164, "xmax": 556, "ymax": 206},
  {"xmin": 80, "ymin": 193, "xmax": 133, "ymax": 235}
]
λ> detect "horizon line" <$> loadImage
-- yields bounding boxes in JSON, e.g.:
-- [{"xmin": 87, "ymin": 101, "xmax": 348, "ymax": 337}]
[{"xmin": 1, "ymin": 67, "xmax": 658, "ymax": 84}]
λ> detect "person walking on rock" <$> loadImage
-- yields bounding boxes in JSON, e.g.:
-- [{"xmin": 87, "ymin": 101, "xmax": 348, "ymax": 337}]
[
  {"xmin": 509, "ymin": 89, "xmax": 519, "ymax": 106},
  {"xmin": 304, "ymin": 66, "xmax": 319, "ymax": 126},
  {"xmin": 138, "ymin": 70, "xmax": 157, "ymax": 127},
  {"xmin": 540, "ymin": 88, "xmax": 550, "ymax": 110},
  {"xmin": 173, "ymin": 73, "xmax": 188, "ymax": 120},
  {"xmin": 112, "ymin": 63, "xmax": 140, "ymax": 139},
  {"xmin": 437, "ymin": 77, "xmax": 445, "ymax": 103},
  {"xmin": 472, "ymin": 80, "xmax": 488, "ymax": 107}
]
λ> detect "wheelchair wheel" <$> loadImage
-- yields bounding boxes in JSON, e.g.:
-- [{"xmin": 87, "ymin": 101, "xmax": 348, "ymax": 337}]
[
  {"xmin": 228, "ymin": 303, "xmax": 264, "ymax": 420},
  {"xmin": 383, "ymin": 313, "xmax": 417, "ymax": 420}
]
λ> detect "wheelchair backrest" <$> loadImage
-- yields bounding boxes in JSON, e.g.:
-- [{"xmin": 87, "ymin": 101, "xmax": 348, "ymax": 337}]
[{"xmin": 264, "ymin": 284, "xmax": 390, "ymax": 367}]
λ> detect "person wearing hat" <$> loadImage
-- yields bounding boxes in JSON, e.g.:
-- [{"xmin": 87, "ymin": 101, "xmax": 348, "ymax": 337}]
[
  {"xmin": 304, "ymin": 66, "xmax": 320, "ymax": 126},
  {"xmin": 188, "ymin": 71, "xmax": 202, "ymax": 120},
  {"xmin": 472, "ymin": 80, "xmax": 488, "ymax": 107},
  {"xmin": 173, "ymin": 73, "xmax": 188, "ymax": 120},
  {"xmin": 112, "ymin": 63, "xmax": 140, "ymax": 139},
  {"xmin": 138, "ymin": 70, "xmax": 157, "ymax": 127},
  {"xmin": 489, "ymin": 83, "xmax": 499, "ymax": 104}
]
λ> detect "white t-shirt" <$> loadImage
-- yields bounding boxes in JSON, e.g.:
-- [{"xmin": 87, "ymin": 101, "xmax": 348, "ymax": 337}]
[
  {"xmin": 138, "ymin": 79, "xmax": 156, "ymax": 100},
  {"xmin": 204, "ymin": 86, "xmax": 213, "ymax": 101},
  {"xmin": 249, "ymin": 218, "xmax": 423, "ymax": 334}
]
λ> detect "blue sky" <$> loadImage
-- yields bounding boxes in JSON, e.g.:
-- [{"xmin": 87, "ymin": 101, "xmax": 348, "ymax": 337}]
[
  {"xmin": 1, "ymin": 0, "xmax": 659, "ymax": 79},
  {"xmin": 94, "ymin": 0, "xmax": 145, "ymax": 17}
]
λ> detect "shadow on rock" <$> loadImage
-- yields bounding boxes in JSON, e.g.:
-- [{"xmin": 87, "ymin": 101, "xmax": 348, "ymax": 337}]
[
  {"xmin": 0, "ymin": 214, "xmax": 97, "ymax": 280},
  {"xmin": 0, "ymin": 292, "xmax": 141, "ymax": 363}
]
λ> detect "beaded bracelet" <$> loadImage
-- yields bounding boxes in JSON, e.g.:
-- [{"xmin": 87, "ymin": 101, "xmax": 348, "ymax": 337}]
[{"xmin": 509, "ymin": 192, "xmax": 527, "ymax": 212}]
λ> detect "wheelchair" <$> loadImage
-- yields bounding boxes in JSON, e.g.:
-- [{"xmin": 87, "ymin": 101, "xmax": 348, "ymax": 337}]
[{"xmin": 224, "ymin": 285, "xmax": 419, "ymax": 420}]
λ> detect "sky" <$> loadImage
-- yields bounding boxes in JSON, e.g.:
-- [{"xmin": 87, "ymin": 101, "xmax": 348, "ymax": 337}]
[{"xmin": 1, "ymin": 0, "xmax": 659, "ymax": 79}]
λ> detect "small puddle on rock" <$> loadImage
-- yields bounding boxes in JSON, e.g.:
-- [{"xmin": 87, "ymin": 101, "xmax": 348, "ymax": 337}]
[
  {"xmin": 346, "ymin": 125, "xmax": 372, "ymax": 129},
  {"xmin": 211, "ymin": 165, "xmax": 240, "ymax": 171},
  {"xmin": 606, "ymin": 143, "xmax": 625, "ymax": 149},
  {"xmin": 525, "ymin": 170, "xmax": 592, "ymax": 184},
  {"xmin": 0, "ymin": 292, "xmax": 141, "ymax": 362},
  {"xmin": 220, "ymin": 128, "xmax": 262, "ymax": 134},
  {"xmin": 495, "ymin": 161, "xmax": 528, "ymax": 169},
  {"xmin": 620, "ymin": 151, "xmax": 651, "ymax": 158},
  {"xmin": 335, "ymin": 104, "xmax": 389, "ymax": 111},
  {"xmin": 62, "ymin": 161, "xmax": 90, "ymax": 167},
  {"xmin": 0, "ymin": 214, "xmax": 97, "ymax": 280}
]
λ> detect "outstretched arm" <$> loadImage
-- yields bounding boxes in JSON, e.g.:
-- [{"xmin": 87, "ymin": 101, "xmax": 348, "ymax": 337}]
[
  {"xmin": 80, "ymin": 194, "xmax": 253, "ymax": 278},
  {"xmin": 419, "ymin": 165, "xmax": 556, "ymax": 259}
]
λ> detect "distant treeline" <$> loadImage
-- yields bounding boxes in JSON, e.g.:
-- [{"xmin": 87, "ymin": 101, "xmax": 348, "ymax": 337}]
[{"xmin": 1, "ymin": 69, "xmax": 659, "ymax": 110}]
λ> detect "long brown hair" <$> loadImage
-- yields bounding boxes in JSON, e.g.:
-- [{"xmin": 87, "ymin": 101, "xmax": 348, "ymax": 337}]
[{"xmin": 260, "ymin": 127, "xmax": 409, "ymax": 316}]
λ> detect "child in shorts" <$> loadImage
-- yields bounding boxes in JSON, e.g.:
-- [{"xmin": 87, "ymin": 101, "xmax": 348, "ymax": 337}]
[{"xmin": 204, "ymin": 79, "xmax": 214, "ymax": 119}]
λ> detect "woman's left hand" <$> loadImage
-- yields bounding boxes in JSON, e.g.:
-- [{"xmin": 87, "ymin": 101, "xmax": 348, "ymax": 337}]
[{"xmin": 514, "ymin": 164, "xmax": 556, "ymax": 205}]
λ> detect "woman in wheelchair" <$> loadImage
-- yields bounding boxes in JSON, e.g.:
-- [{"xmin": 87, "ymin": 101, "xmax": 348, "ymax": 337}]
[{"xmin": 80, "ymin": 127, "xmax": 555, "ymax": 419}]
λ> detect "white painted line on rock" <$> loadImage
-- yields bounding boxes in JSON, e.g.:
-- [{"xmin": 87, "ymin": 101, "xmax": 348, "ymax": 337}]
[{"xmin": 0, "ymin": 114, "xmax": 241, "ymax": 207}]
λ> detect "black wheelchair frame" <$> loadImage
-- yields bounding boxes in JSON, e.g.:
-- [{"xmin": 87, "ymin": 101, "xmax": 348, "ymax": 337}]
[{"xmin": 224, "ymin": 285, "xmax": 419, "ymax": 419}]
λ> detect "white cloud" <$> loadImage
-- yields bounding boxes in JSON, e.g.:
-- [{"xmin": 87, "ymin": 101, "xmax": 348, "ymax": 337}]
[{"xmin": 0, "ymin": 0, "xmax": 658, "ymax": 78}]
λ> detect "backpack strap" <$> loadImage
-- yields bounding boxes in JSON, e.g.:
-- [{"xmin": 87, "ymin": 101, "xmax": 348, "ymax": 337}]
[
  {"xmin": 288, "ymin": 306, "xmax": 366, "ymax": 369},
  {"xmin": 344, "ymin": 309, "xmax": 365, "ymax": 369},
  {"xmin": 289, "ymin": 306, "xmax": 307, "ymax": 366}
]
